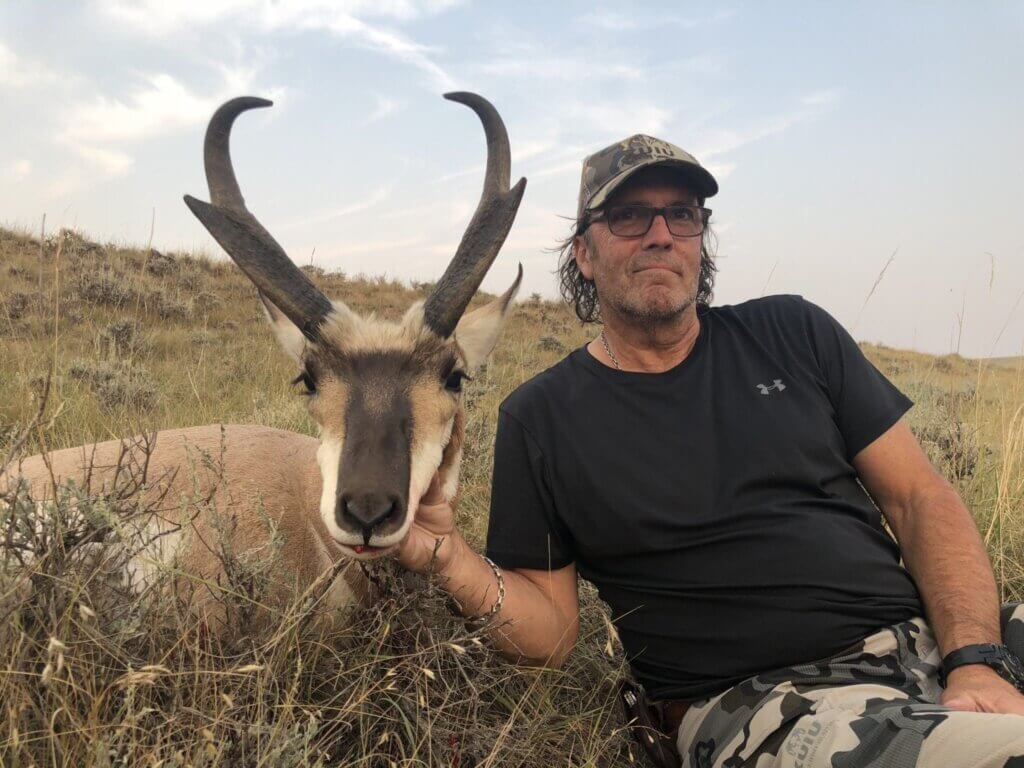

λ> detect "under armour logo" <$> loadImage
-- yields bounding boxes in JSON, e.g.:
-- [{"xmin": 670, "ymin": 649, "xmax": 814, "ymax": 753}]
[{"xmin": 756, "ymin": 379, "xmax": 786, "ymax": 395}]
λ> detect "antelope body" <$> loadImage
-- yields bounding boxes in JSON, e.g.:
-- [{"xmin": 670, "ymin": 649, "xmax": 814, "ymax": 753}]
[{"xmin": 1, "ymin": 91, "xmax": 526, "ymax": 627}]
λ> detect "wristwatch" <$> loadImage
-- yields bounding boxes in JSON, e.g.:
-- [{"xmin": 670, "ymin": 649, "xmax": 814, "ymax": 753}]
[{"xmin": 939, "ymin": 643, "xmax": 1024, "ymax": 692}]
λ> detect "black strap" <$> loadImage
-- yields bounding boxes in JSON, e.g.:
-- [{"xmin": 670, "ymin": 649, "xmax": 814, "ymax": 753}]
[{"xmin": 940, "ymin": 643, "xmax": 1024, "ymax": 691}]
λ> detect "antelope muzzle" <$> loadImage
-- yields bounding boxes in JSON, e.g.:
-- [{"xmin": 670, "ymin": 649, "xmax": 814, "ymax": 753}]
[{"xmin": 334, "ymin": 386, "xmax": 412, "ymax": 547}]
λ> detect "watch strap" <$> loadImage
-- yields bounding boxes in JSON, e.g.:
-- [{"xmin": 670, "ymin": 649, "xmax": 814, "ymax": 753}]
[{"xmin": 940, "ymin": 643, "xmax": 1024, "ymax": 691}]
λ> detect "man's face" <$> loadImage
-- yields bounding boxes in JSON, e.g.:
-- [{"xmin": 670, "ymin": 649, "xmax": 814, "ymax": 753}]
[{"xmin": 575, "ymin": 167, "xmax": 704, "ymax": 325}]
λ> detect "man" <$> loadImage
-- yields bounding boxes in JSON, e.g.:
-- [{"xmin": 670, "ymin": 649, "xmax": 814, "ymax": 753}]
[{"xmin": 396, "ymin": 135, "xmax": 1024, "ymax": 767}]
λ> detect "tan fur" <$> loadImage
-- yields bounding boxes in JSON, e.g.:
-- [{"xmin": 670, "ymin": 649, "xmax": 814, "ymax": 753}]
[
  {"xmin": 1, "ymin": 426, "xmax": 357, "ymax": 627},
  {"xmin": 0, "ymin": 419, "xmax": 471, "ymax": 631},
  {"xmin": 317, "ymin": 303, "xmax": 422, "ymax": 357},
  {"xmin": 1, "ymin": 284, "xmax": 514, "ymax": 635}
]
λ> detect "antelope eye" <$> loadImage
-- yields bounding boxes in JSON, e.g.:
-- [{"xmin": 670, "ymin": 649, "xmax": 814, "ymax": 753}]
[
  {"xmin": 444, "ymin": 369, "xmax": 469, "ymax": 393},
  {"xmin": 292, "ymin": 370, "xmax": 317, "ymax": 396}
]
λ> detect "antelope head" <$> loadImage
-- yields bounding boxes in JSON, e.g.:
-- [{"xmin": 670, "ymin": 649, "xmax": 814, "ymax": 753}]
[{"xmin": 184, "ymin": 93, "xmax": 525, "ymax": 560}]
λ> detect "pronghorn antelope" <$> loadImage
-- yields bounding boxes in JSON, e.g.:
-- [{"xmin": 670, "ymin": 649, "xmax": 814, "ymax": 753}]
[{"xmin": 0, "ymin": 91, "xmax": 526, "ymax": 625}]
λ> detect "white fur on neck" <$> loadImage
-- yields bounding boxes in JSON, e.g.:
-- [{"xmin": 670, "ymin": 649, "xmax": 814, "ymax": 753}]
[{"xmin": 316, "ymin": 435, "xmax": 347, "ymax": 542}]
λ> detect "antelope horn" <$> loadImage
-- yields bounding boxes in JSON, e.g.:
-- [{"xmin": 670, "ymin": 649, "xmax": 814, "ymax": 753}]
[
  {"xmin": 422, "ymin": 92, "xmax": 527, "ymax": 339},
  {"xmin": 183, "ymin": 97, "xmax": 333, "ymax": 342}
]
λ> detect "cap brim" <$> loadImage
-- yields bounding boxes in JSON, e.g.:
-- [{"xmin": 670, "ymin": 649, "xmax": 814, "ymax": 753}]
[{"xmin": 586, "ymin": 158, "xmax": 718, "ymax": 212}]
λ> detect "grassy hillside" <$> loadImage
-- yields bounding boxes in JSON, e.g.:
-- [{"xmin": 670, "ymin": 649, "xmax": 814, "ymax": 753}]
[
  {"xmin": 2, "ymin": 225, "xmax": 1023, "ymax": 765},
  {"xmin": 988, "ymin": 356, "xmax": 1024, "ymax": 371}
]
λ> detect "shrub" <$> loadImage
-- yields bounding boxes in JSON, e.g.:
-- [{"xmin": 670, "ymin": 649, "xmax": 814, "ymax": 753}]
[
  {"xmin": 4, "ymin": 291, "xmax": 31, "ymax": 321},
  {"xmin": 147, "ymin": 288, "xmax": 192, "ymax": 320},
  {"xmin": 538, "ymin": 335, "xmax": 565, "ymax": 353},
  {"xmin": 195, "ymin": 291, "xmax": 222, "ymax": 312},
  {"xmin": 909, "ymin": 384, "xmax": 984, "ymax": 481},
  {"xmin": 176, "ymin": 268, "xmax": 205, "ymax": 291},
  {"xmin": 76, "ymin": 268, "xmax": 134, "ymax": 306},
  {"xmin": 48, "ymin": 228, "xmax": 103, "ymax": 258},
  {"xmin": 146, "ymin": 249, "xmax": 178, "ymax": 277},
  {"xmin": 98, "ymin": 320, "xmax": 150, "ymax": 360},
  {"xmin": 299, "ymin": 264, "xmax": 325, "ymax": 278},
  {"xmin": 67, "ymin": 359, "xmax": 157, "ymax": 410}
]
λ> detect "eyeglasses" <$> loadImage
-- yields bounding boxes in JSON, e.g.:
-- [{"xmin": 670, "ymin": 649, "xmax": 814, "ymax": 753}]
[{"xmin": 581, "ymin": 204, "xmax": 711, "ymax": 238}]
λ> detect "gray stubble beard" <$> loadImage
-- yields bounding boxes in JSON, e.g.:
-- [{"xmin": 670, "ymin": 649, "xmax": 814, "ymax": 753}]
[
  {"xmin": 601, "ymin": 276, "xmax": 697, "ymax": 328},
  {"xmin": 612, "ymin": 292, "xmax": 694, "ymax": 324}
]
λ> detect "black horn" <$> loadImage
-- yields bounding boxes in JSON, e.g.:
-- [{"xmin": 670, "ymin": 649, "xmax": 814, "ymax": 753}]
[
  {"xmin": 183, "ymin": 97, "xmax": 332, "ymax": 342},
  {"xmin": 422, "ymin": 93, "xmax": 526, "ymax": 339}
]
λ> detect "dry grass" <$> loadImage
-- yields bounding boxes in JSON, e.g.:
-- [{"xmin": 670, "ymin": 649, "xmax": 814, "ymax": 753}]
[
  {"xmin": 1, "ymin": 224, "xmax": 1022, "ymax": 765},
  {"xmin": 0, "ymin": 432, "xmax": 628, "ymax": 766}
]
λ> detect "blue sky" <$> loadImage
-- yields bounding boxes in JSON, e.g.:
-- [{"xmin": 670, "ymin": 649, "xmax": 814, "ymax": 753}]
[{"xmin": 2, "ymin": 1, "xmax": 1022, "ymax": 357}]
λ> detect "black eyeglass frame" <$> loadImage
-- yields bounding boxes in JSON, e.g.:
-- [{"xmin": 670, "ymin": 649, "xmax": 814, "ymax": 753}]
[{"xmin": 577, "ymin": 204, "xmax": 712, "ymax": 238}]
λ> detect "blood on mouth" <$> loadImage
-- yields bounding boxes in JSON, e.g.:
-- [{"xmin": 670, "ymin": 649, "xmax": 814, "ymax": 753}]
[{"xmin": 353, "ymin": 544, "xmax": 385, "ymax": 555}]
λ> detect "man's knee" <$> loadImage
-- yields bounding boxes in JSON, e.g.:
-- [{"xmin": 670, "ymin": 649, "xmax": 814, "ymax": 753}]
[
  {"xmin": 760, "ymin": 698, "xmax": 1024, "ymax": 768},
  {"xmin": 917, "ymin": 709, "xmax": 1024, "ymax": 768}
]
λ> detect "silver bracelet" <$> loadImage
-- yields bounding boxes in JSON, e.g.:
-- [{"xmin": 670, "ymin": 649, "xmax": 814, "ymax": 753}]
[{"xmin": 463, "ymin": 555, "xmax": 505, "ymax": 630}]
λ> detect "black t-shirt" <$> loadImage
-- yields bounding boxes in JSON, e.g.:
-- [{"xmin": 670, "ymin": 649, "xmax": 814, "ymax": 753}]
[{"xmin": 485, "ymin": 295, "xmax": 922, "ymax": 701}]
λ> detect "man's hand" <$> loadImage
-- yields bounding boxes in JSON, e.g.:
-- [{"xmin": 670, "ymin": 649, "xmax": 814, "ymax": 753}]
[
  {"xmin": 394, "ymin": 473, "xmax": 464, "ymax": 575},
  {"xmin": 941, "ymin": 665, "xmax": 1024, "ymax": 715}
]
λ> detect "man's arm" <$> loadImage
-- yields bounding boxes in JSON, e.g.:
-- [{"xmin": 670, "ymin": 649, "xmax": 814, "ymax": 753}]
[
  {"xmin": 853, "ymin": 418, "xmax": 1024, "ymax": 714},
  {"xmin": 440, "ymin": 533, "xmax": 580, "ymax": 666},
  {"xmin": 397, "ymin": 476, "xmax": 580, "ymax": 667}
]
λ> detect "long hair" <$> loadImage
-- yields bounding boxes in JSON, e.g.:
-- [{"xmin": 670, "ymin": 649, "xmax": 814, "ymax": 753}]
[{"xmin": 554, "ymin": 223, "xmax": 718, "ymax": 324}]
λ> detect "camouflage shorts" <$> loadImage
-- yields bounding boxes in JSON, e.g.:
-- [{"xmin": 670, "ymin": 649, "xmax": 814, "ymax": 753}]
[{"xmin": 677, "ymin": 605, "xmax": 1024, "ymax": 768}]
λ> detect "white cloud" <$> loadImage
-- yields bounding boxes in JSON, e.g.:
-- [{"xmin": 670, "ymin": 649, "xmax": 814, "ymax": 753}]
[
  {"xmin": 9, "ymin": 159, "xmax": 32, "ymax": 181},
  {"xmin": 671, "ymin": 54, "xmax": 725, "ymax": 76},
  {"xmin": 569, "ymin": 101, "xmax": 672, "ymax": 139},
  {"xmin": 532, "ymin": 159, "xmax": 582, "ymax": 179},
  {"xmin": 2, "ymin": 40, "xmax": 272, "ymax": 193},
  {"xmin": 96, "ymin": 0, "xmax": 464, "ymax": 31},
  {"xmin": 365, "ymin": 95, "xmax": 402, "ymax": 123},
  {"xmin": 96, "ymin": 0, "xmax": 254, "ymax": 33},
  {"xmin": 62, "ymin": 73, "xmax": 238, "ymax": 144},
  {"xmin": 69, "ymin": 145, "xmax": 134, "ymax": 176},
  {"xmin": 375, "ymin": 199, "xmax": 451, "ymax": 221},
  {"xmin": 694, "ymin": 89, "xmax": 841, "ymax": 162},
  {"xmin": 703, "ymin": 160, "xmax": 736, "ymax": 182},
  {"xmin": 55, "ymin": 67, "xmax": 274, "ymax": 182},
  {"xmin": 435, "ymin": 163, "xmax": 487, "ymax": 184},
  {"xmin": 0, "ymin": 42, "xmax": 61, "ymax": 88},
  {"xmin": 46, "ymin": 170, "xmax": 88, "ymax": 199},
  {"xmin": 95, "ymin": 0, "xmax": 460, "ymax": 91},
  {"xmin": 302, "ymin": 13, "xmax": 455, "ymax": 91},
  {"xmin": 323, "ymin": 236, "xmax": 428, "ymax": 256},
  {"xmin": 580, "ymin": 8, "xmax": 736, "ymax": 31},
  {"xmin": 286, "ymin": 185, "xmax": 391, "ymax": 228},
  {"xmin": 802, "ymin": 88, "xmax": 841, "ymax": 107},
  {"xmin": 515, "ymin": 140, "xmax": 560, "ymax": 164},
  {"xmin": 436, "ymin": 139, "xmax": 559, "ymax": 185},
  {"xmin": 481, "ymin": 56, "xmax": 643, "ymax": 82}
]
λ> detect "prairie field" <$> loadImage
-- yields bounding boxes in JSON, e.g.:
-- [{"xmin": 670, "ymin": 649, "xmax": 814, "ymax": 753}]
[{"xmin": 1, "ymin": 225, "xmax": 1022, "ymax": 766}]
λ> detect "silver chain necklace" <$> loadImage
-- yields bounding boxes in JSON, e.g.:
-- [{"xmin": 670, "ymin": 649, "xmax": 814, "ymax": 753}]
[{"xmin": 600, "ymin": 330, "xmax": 621, "ymax": 370}]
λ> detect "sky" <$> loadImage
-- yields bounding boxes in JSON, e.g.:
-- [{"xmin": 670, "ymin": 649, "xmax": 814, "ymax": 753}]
[{"xmin": 2, "ymin": 1, "xmax": 1022, "ymax": 358}]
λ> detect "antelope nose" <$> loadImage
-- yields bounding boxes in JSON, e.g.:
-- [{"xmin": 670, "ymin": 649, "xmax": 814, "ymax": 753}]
[{"xmin": 339, "ymin": 493, "xmax": 403, "ymax": 543}]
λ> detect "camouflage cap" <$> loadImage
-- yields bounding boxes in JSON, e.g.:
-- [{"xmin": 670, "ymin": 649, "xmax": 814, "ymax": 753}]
[{"xmin": 576, "ymin": 134, "xmax": 718, "ymax": 221}]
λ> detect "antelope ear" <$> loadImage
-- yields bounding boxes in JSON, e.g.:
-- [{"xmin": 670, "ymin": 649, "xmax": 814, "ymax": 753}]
[
  {"xmin": 453, "ymin": 265, "xmax": 522, "ymax": 373},
  {"xmin": 259, "ymin": 292, "xmax": 306, "ymax": 363}
]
